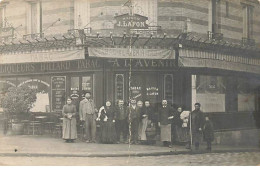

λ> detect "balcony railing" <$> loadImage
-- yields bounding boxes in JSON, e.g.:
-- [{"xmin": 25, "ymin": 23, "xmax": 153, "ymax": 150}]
[
  {"xmin": 242, "ymin": 37, "xmax": 255, "ymax": 46},
  {"xmin": 208, "ymin": 31, "xmax": 223, "ymax": 41},
  {"xmin": 23, "ymin": 33, "xmax": 44, "ymax": 40}
]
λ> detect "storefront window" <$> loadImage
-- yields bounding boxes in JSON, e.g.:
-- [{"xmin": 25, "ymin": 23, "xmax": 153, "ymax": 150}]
[
  {"xmin": 237, "ymin": 78, "xmax": 258, "ymax": 112},
  {"xmin": 129, "ymin": 73, "xmax": 159, "ymax": 105},
  {"xmin": 70, "ymin": 77, "xmax": 80, "ymax": 100},
  {"xmin": 195, "ymin": 75, "xmax": 226, "ymax": 112},
  {"xmin": 115, "ymin": 74, "xmax": 124, "ymax": 102},
  {"xmin": 164, "ymin": 74, "xmax": 173, "ymax": 104},
  {"xmin": 82, "ymin": 76, "xmax": 93, "ymax": 98},
  {"xmin": 17, "ymin": 76, "xmax": 51, "ymax": 113}
]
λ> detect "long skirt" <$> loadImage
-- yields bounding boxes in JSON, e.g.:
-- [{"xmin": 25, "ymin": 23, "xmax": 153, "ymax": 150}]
[
  {"xmin": 138, "ymin": 117, "xmax": 149, "ymax": 141},
  {"xmin": 175, "ymin": 126, "xmax": 189, "ymax": 143},
  {"xmin": 62, "ymin": 118, "xmax": 77, "ymax": 140},
  {"xmin": 160, "ymin": 124, "xmax": 171, "ymax": 142},
  {"xmin": 100, "ymin": 121, "xmax": 116, "ymax": 143}
]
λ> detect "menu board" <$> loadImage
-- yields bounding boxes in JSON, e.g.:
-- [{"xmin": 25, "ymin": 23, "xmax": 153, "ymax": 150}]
[{"xmin": 51, "ymin": 76, "xmax": 66, "ymax": 111}]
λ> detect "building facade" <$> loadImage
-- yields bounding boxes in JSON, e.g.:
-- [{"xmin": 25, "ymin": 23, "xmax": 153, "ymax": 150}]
[{"xmin": 0, "ymin": 0, "xmax": 260, "ymax": 144}]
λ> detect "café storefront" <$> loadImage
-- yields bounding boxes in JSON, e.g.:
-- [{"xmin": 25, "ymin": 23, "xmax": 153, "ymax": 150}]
[{"xmin": 0, "ymin": 42, "xmax": 259, "ymax": 140}]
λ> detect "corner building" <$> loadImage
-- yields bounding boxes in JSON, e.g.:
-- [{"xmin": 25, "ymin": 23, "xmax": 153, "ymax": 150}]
[{"xmin": 0, "ymin": 0, "xmax": 259, "ymax": 145}]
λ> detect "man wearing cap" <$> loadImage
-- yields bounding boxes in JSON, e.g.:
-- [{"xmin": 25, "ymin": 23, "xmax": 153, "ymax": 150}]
[
  {"xmin": 79, "ymin": 92, "xmax": 98, "ymax": 143},
  {"xmin": 127, "ymin": 99, "xmax": 140, "ymax": 144},
  {"xmin": 188, "ymin": 103, "xmax": 205, "ymax": 150}
]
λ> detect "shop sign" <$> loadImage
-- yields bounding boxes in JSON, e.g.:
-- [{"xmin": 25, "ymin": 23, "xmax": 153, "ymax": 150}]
[
  {"xmin": 0, "ymin": 48, "xmax": 84, "ymax": 64},
  {"xmin": 107, "ymin": 58, "xmax": 176, "ymax": 69},
  {"xmin": 146, "ymin": 87, "xmax": 159, "ymax": 96},
  {"xmin": 114, "ymin": 14, "xmax": 148, "ymax": 30},
  {"xmin": 0, "ymin": 59, "xmax": 102, "ymax": 75},
  {"xmin": 88, "ymin": 47, "xmax": 175, "ymax": 59},
  {"xmin": 179, "ymin": 57, "xmax": 260, "ymax": 74}
]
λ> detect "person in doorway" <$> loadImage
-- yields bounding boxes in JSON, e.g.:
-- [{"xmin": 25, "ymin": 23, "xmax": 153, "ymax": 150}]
[
  {"xmin": 158, "ymin": 100, "xmax": 174, "ymax": 148},
  {"xmin": 137, "ymin": 100, "xmax": 143, "ymax": 140},
  {"xmin": 174, "ymin": 106, "xmax": 189, "ymax": 145},
  {"xmin": 79, "ymin": 92, "xmax": 98, "ymax": 143},
  {"xmin": 187, "ymin": 103, "xmax": 205, "ymax": 150},
  {"xmin": 96, "ymin": 101, "xmax": 116, "ymax": 144},
  {"xmin": 62, "ymin": 97, "xmax": 77, "ymax": 143},
  {"xmin": 203, "ymin": 115, "xmax": 214, "ymax": 152},
  {"xmin": 127, "ymin": 99, "xmax": 140, "ymax": 144},
  {"xmin": 115, "ymin": 100, "xmax": 128, "ymax": 143},
  {"xmin": 139, "ymin": 100, "xmax": 154, "ymax": 143}
]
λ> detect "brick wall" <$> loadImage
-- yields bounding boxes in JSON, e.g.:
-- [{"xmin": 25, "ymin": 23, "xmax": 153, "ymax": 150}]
[{"xmin": 1, "ymin": 0, "xmax": 260, "ymax": 43}]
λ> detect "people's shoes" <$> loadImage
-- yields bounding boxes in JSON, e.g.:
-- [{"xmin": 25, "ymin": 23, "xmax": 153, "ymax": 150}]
[
  {"xmin": 85, "ymin": 140, "xmax": 90, "ymax": 143},
  {"xmin": 168, "ymin": 145, "xmax": 172, "ymax": 148},
  {"xmin": 65, "ymin": 140, "xmax": 70, "ymax": 143},
  {"xmin": 70, "ymin": 140, "xmax": 74, "ymax": 143},
  {"xmin": 116, "ymin": 141, "xmax": 120, "ymax": 144}
]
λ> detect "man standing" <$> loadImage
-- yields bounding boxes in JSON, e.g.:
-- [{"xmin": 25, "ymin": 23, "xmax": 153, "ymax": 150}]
[
  {"xmin": 127, "ymin": 99, "xmax": 140, "ymax": 144},
  {"xmin": 139, "ymin": 100, "xmax": 154, "ymax": 142},
  {"xmin": 79, "ymin": 92, "xmax": 98, "ymax": 143},
  {"xmin": 115, "ymin": 100, "xmax": 128, "ymax": 143},
  {"xmin": 188, "ymin": 103, "xmax": 205, "ymax": 150},
  {"xmin": 158, "ymin": 100, "xmax": 174, "ymax": 148}
]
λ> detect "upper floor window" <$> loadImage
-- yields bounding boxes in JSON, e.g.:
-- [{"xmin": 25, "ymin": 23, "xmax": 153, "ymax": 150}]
[
  {"xmin": 26, "ymin": 1, "xmax": 42, "ymax": 35},
  {"xmin": 74, "ymin": 0, "xmax": 90, "ymax": 30},
  {"xmin": 242, "ymin": 5, "xmax": 253, "ymax": 39},
  {"xmin": 210, "ymin": 0, "xmax": 218, "ymax": 33},
  {"xmin": 0, "ymin": 7, "xmax": 5, "ymax": 28},
  {"xmin": 132, "ymin": 0, "xmax": 157, "ymax": 26}
]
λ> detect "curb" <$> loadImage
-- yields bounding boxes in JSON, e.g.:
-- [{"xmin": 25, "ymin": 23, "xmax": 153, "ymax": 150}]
[{"xmin": 0, "ymin": 149, "xmax": 259, "ymax": 158}]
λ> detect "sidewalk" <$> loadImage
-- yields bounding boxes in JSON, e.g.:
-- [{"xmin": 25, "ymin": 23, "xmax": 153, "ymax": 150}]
[{"xmin": 0, "ymin": 135, "xmax": 259, "ymax": 157}]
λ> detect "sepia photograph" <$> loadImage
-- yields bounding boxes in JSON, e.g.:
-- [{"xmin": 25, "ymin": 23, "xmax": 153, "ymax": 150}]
[{"xmin": 0, "ymin": 0, "xmax": 259, "ymax": 166}]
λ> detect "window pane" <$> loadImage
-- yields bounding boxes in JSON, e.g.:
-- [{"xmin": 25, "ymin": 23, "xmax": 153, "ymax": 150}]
[
  {"xmin": 196, "ymin": 75, "xmax": 226, "ymax": 112},
  {"xmin": 82, "ymin": 76, "xmax": 93, "ymax": 98}
]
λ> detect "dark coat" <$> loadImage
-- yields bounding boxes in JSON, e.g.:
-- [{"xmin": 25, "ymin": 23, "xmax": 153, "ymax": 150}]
[
  {"xmin": 141, "ymin": 106, "xmax": 155, "ymax": 122},
  {"xmin": 158, "ymin": 106, "xmax": 174, "ymax": 125},
  {"xmin": 127, "ymin": 106, "xmax": 140, "ymax": 123},
  {"xmin": 172, "ymin": 111, "xmax": 183, "ymax": 127},
  {"xmin": 188, "ymin": 109, "xmax": 205, "ymax": 132},
  {"xmin": 114, "ymin": 105, "xmax": 127, "ymax": 121},
  {"xmin": 203, "ymin": 120, "xmax": 214, "ymax": 142}
]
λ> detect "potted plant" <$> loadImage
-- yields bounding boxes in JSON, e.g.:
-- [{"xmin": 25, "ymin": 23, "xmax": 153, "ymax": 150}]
[{"xmin": 0, "ymin": 86, "xmax": 37, "ymax": 134}]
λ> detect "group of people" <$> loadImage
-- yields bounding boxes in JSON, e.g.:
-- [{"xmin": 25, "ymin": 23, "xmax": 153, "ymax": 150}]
[{"xmin": 62, "ymin": 92, "xmax": 214, "ymax": 151}]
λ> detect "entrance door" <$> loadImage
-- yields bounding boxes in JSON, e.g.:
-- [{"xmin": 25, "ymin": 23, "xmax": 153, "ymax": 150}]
[
  {"xmin": 129, "ymin": 73, "xmax": 160, "ymax": 106},
  {"xmin": 69, "ymin": 75, "xmax": 93, "ymax": 110}
]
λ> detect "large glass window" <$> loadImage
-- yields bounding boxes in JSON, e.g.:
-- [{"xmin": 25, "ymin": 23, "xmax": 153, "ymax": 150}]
[
  {"xmin": 17, "ymin": 76, "xmax": 51, "ymax": 113},
  {"xmin": 195, "ymin": 75, "xmax": 226, "ymax": 112},
  {"xmin": 237, "ymin": 77, "xmax": 258, "ymax": 112}
]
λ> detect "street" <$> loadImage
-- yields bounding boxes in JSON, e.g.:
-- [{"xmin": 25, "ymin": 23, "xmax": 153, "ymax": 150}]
[{"xmin": 0, "ymin": 152, "xmax": 259, "ymax": 166}]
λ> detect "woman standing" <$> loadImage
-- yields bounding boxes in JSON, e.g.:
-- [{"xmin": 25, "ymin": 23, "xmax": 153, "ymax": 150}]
[
  {"xmin": 97, "ymin": 101, "xmax": 116, "ymax": 144},
  {"xmin": 174, "ymin": 106, "xmax": 189, "ymax": 144},
  {"xmin": 62, "ymin": 97, "xmax": 77, "ymax": 143}
]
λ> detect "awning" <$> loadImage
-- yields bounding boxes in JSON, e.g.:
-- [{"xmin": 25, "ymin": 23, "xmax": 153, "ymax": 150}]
[{"xmin": 88, "ymin": 47, "xmax": 175, "ymax": 59}]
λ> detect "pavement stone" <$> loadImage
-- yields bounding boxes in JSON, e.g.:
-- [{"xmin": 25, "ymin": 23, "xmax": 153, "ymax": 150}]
[{"xmin": 0, "ymin": 135, "xmax": 259, "ymax": 157}]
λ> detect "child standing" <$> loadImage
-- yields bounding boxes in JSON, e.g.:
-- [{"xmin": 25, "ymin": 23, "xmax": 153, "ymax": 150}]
[{"xmin": 203, "ymin": 116, "xmax": 214, "ymax": 151}]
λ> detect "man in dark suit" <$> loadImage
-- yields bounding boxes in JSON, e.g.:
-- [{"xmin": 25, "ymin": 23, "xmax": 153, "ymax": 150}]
[
  {"xmin": 115, "ymin": 100, "xmax": 128, "ymax": 143},
  {"xmin": 188, "ymin": 103, "xmax": 205, "ymax": 150}
]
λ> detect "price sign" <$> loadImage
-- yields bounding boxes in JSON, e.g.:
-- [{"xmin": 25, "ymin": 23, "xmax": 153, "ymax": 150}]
[{"xmin": 51, "ymin": 76, "xmax": 66, "ymax": 111}]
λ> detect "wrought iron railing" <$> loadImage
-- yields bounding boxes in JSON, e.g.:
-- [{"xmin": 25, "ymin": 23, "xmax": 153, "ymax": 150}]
[
  {"xmin": 23, "ymin": 33, "xmax": 44, "ymax": 40},
  {"xmin": 242, "ymin": 37, "xmax": 255, "ymax": 46},
  {"xmin": 208, "ymin": 31, "xmax": 223, "ymax": 41}
]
